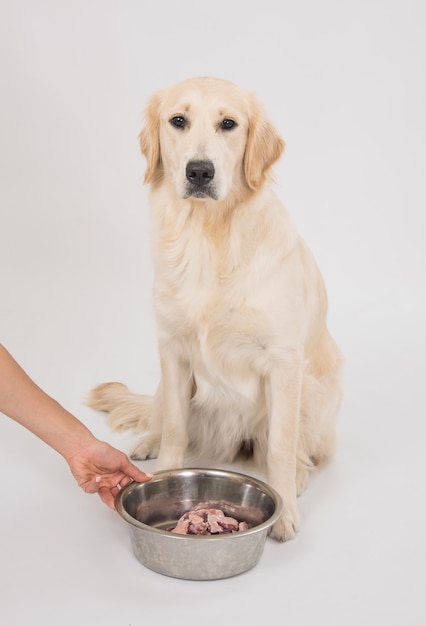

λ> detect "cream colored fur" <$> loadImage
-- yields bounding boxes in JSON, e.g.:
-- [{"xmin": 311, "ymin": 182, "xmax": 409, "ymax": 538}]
[{"xmin": 87, "ymin": 77, "xmax": 343, "ymax": 542}]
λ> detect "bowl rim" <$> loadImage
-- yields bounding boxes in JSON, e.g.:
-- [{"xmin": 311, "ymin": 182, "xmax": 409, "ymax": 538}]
[{"xmin": 115, "ymin": 467, "xmax": 284, "ymax": 540}]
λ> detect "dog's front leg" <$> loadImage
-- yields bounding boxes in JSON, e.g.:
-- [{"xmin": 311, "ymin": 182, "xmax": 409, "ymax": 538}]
[
  {"xmin": 155, "ymin": 350, "xmax": 192, "ymax": 471},
  {"xmin": 265, "ymin": 349, "xmax": 302, "ymax": 542}
]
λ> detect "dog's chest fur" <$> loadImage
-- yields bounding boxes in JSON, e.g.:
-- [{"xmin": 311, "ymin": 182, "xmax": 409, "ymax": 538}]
[{"xmin": 150, "ymin": 189, "xmax": 301, "ymax": 406}]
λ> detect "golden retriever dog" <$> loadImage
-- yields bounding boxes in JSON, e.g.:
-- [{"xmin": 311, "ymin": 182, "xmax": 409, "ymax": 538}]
[{"xmin": 88, "ymin": 77, "xmax": 343, "ymax": 542}]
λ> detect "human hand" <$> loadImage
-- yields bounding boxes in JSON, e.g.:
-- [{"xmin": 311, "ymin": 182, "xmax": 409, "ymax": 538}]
[{"xmin": 66, "ymin": 439, "xmax": 152, "ymax": 509}]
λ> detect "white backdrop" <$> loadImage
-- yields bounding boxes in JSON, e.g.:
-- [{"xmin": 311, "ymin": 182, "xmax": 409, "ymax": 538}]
[{"xmin": 1, "ymin": 1, "xmax": 425, "ymax": 625}]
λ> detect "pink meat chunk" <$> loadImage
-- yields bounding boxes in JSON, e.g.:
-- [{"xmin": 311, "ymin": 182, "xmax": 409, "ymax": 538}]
[{"xmin": 170, "ymin": 508, "xmax": 249, "ymax": 535}]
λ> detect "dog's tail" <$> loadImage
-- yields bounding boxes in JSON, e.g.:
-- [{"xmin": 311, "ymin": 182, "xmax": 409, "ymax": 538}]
[{"xmin": 86, "ymin": 382, "xmax": 153, "ymax": 433}]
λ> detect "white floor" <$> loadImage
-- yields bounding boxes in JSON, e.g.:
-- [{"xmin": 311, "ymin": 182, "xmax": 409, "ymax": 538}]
[{"xmin": 1, "ymin": 2, "xmax": 425, "ymax": 625}]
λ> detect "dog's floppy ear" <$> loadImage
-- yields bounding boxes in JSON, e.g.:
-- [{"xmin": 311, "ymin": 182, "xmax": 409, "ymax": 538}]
[
  {"xmin": 244, "ymin": 96, "xmax": 285, "ymax": 192},
  {"xmin": 139, "ymin": 92, "xmax": 162, "ymax": 185}
]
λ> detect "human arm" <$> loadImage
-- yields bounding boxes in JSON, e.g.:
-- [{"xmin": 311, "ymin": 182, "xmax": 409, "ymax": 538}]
[{"xmin": 0, "ymin": 343, "xmax": 151, "ymax": 508}]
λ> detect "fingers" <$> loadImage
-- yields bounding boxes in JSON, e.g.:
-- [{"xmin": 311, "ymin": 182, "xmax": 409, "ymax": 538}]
[
  {"xmin": 114, "ymin": 475, "xmax": 134, "ymax": 490},
  {"xmin": 129, "ymin": 468, "xmax": 153, "ymax": 483},
  {"xmin": 80, "ymin": 476, "xmax": 100, "ymax": 494},
  {"xmin": 97, "ymin": 481, "xmax": 126, "ymax": 509},
  {"xmin": 97, "ymin": 486, "xmax": 116, "ymax": 510},
  {"xmin": 92, "ymin": 474, "xmax": 141, "ymax": 509},
  {"xmin": 121, "ymin": 459, "xmax": 153, "ymax": 483},
  {"xmin": 78, "ymin": 460, "xmax": 153, "ymax": 509}
]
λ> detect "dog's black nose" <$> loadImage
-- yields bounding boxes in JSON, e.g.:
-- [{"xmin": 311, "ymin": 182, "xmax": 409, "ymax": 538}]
[{"xmin": 186, "ymin": 160, "xmax": 215, "ymax": 186}]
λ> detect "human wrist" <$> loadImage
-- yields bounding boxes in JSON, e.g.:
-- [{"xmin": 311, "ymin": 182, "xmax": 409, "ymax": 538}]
[{"xmin": 58, "ymin": 425, "xmax": 99, "ymax": 464}]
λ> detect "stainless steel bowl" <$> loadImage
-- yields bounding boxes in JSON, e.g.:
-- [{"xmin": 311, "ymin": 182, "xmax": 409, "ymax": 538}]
[{"xmin": 115, "ymin": 468, "xmax": 283, "ymax": 580}]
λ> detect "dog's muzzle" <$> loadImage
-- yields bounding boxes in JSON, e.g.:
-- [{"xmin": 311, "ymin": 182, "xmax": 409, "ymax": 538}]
[{"xmin": 184, "ymin": 160, "xmax": 217, "ymax": 199}]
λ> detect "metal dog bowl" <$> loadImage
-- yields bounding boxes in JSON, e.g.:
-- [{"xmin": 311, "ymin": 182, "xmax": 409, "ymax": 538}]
[{"xmin": 115, "ymin": 468, "xmax": 283, "ymax": 580}]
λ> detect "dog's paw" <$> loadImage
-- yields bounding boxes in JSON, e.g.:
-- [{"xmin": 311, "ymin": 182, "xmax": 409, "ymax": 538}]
[
  {"xmin": 269, "ymin": 506, "xmax": 300, "ymax": 542},
  {"xmin": 130, "ymin": 434, "xmax": 160, "ymax": 461}
]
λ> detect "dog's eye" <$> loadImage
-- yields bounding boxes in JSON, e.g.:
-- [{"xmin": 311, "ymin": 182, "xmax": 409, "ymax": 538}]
[
  {"xmin": 221, "ymin": 118, "xmax": 237, "ymax": 130},
  {"xmin": 170, "ymin": 116, "xmax": 187, "ymax": 129}
]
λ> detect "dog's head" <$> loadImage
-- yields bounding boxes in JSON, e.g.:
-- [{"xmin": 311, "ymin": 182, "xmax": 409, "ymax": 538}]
[{"xmin": 139, "ymin": 77, "xmax": 284, "ymax": 201}]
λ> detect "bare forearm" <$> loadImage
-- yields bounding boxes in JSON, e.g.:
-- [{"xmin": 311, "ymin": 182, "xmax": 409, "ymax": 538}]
[
  {"xmin": 0, "ymin": 344, "xmax": 95, "ymax": 461},
  {"xmin": 0, "ymin": 343, "xmax": 152, "ymax": 508}
]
